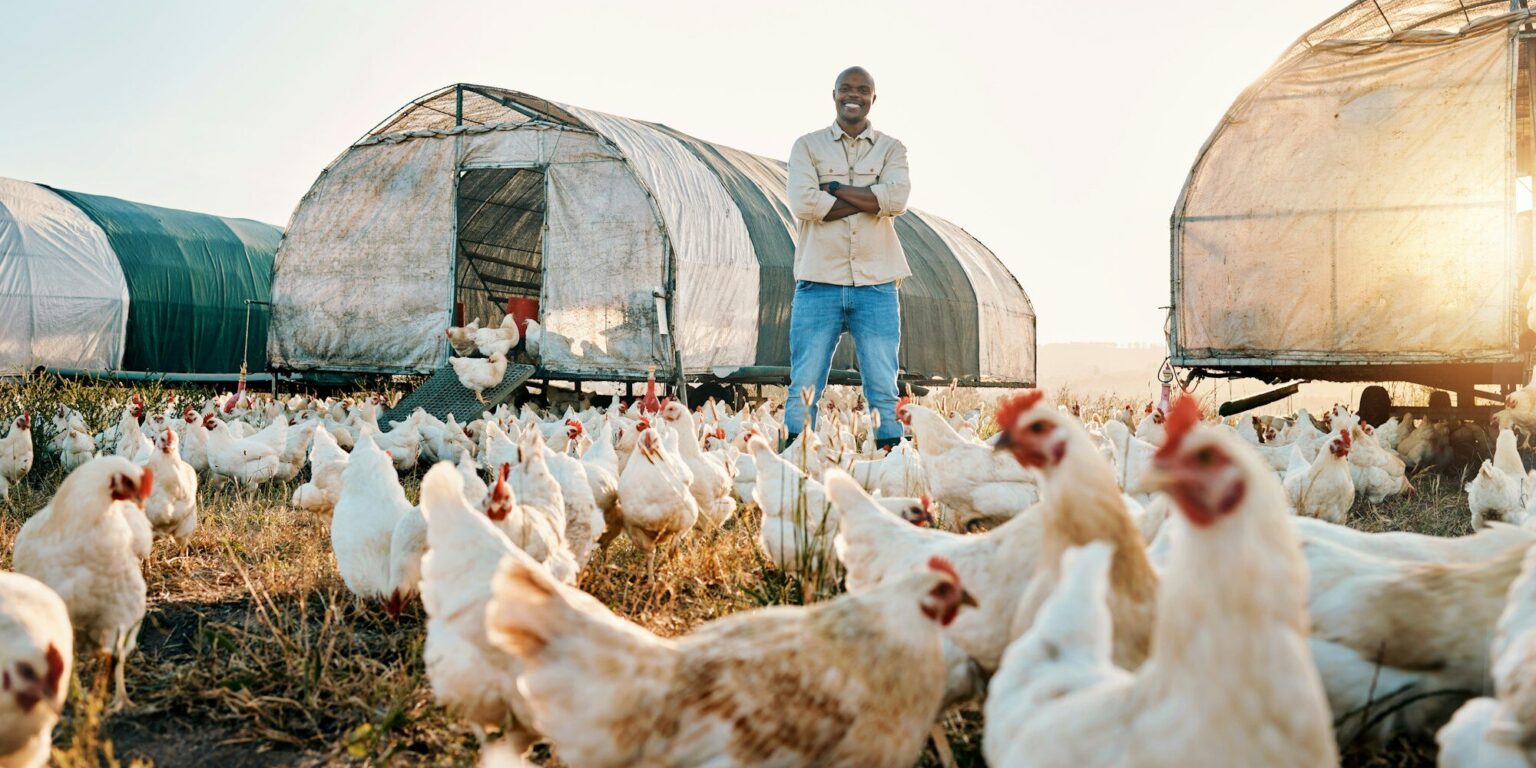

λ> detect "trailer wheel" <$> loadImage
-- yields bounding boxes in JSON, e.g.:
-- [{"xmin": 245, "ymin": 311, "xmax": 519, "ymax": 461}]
[{"xmin": 1358, "ymin": 386, "xmax": 1391, "ymax": 427}]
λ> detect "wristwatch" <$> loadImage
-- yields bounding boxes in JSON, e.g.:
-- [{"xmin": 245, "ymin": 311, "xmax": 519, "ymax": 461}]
[{"xmin": 826, "ymin": 181, "xmax": 841, "ymax": 194}]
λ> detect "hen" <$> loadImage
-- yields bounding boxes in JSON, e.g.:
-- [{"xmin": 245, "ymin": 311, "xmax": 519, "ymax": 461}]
[
  {"xmin": 901, "ymin": 402, "xmax": 1039, "ymax": 530},
  {"xmin": 203, "ymin": 413, "xmax": 281, "ymax": 487},
  {"xmin": 0, "ymin": 571, "xmax": 72, "ymax": 768},
  {"xmin": 1284, "ymin": 429, "xmax": 1355, "ymax": 525},
  {"xmin": 12, "ymin": 457, "xmax": 153, "ymax": 711},
  {"xmin": 331, "ymin": 434, "xmax": 414, "ymax": 607},
  {"xmin": 475, "ymin": 314, "xmax": 521, "ymax": 358},
  {"xmin": 485, "ymin": 549, "xmax": 975, "ymax": 768},
  {"xmin": 452, "ymin": 352, "xmax": 509, "ymax": 403},
  {"xmin": 417, "ymin": 461, "xmax": 538, "ymax": 747},
  {"xmin": 983, "ymin": 406, "xmax": 1337, "ymax": 767},
  {"xmin": 292, "ymin": 423, "xmax": 350, "ymax": 517},
  {"xmin": 139, "ymin": 429, "xmax": 199, "ymax": 545},
  {"xmin": 0, "ymin": 413, "xmax": 33, "ymax": 493},
  {"xmin": 617, "ymin": 427, "xmax": 698, "ymax": 551},
  {"xmin": 447, "ymin": 317, "xmax": 481, "ymax": 356},
  {"xmin": 658, "ymin": 401, "xmax": 736, "ymax": 529},
  {"xmin": 993, "ymin": 389, "xmax": 1160, "ymax": 670},
  {"xmin": 1292, "ymin": 516, "xmax": 1536, "ymax": 563}
]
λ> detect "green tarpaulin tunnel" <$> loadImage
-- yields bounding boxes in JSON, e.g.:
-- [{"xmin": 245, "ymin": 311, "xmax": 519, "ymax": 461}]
[{"xmin": 0, "ymin": 176, "xmax": 280, "ymax": 375}]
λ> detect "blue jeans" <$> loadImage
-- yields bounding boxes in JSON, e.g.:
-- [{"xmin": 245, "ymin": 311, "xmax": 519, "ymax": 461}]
[{"xmin": 784, "ymin": 280, "xmax": 903, "ymax": 444}]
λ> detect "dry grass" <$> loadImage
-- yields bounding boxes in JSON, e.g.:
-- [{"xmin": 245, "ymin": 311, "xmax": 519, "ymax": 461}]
[{"xmin": 0, "ymin": 376, "xmax": 1471, "ymax": 767}]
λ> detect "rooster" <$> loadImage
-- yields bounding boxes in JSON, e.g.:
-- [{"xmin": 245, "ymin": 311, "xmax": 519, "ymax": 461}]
[
  {"xmin": 1284, "ymin": 429, "xmax": 1355, "ymax": 525},
  {"xmin": 993, "ymin": 389, "xmax": 1160, "ymax": 670},
  {"xmin": 452, "ymin": 352, "xmax": 508, "ymax": 404},
  {"xmin": 983, "ymin": 399, "xmax": 1337, "ymax": 767},
  {"xmin": 0, "ymin": 571, "xmax": 72, "ymax": 768},
  {"xmin": 485, "ymin": 547, "xmax": 976, "ymax": 768},
  {"xmin": 13, "ymin": 457, "xmax": 153, "ymax": 712}
]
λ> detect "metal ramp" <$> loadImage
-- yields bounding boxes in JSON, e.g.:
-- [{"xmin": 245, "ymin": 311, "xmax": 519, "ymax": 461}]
[{"xmin": 383, "ymin": 362, "xmax": 536, "ymax": 425}]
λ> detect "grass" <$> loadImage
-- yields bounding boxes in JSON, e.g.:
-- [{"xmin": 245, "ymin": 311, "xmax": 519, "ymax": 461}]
[{"xmin": 0, "ymin": 375, "xmax": 1475, "ymax": 767}]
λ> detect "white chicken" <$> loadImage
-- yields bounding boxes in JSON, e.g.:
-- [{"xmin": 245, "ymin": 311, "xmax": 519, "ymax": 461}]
[
  {"xmin": 485, "ymin": 546, "xmax": 976, "ymax": 768},
  {"xmin": 474, "ymin": 314, "xmax": 521, "ymax": 358},
  {"xmin": 452, "ymin": 352, "xmax": 508, "ymax": 403},
  {"xmin": 416, "ymin": 461, "xmax": 538, "ymax": 747},
  {"xmin": 139, "ymin": 428, "xmax": 199, "ymax": 545},
  {"xmin": 56, "ymin": 423, "xmax": 95, "ymax": 473},
  {"xmin": 331, "ymin": 433, "xmax": 414, "ymax": 607},
  {"xmin": 0, "ymin": 571, "xmax": 72, "ymax": 768},
  {"xmin": 446, "ymin": 317, "xmax": 481, "ymax": 356},
  {"xmin": 1284, "ymin": 428, "xmax": 1355, "ymax": 525},
  {"xmin": 0, "ymin": 413, "xmax": 33, "ymax": 491},
  {"xmin": 580, "ymin": 418, "xmax": 622, "ymax": 549},
  {"xmin": 202, "ymin": 413, "xmax": 281, "ymax": 487},
  {"xmin": 658, "ymin": 401, "xmax": 735, "ymax": 529},
  {"xmin": 292, "ymin": 423, "xmax": 350, "ymax": 517},
  {"xmin": 616, "ymin": 427, "xmax": 698, "ymax": 551},
  {"xmin": 12, "ymin": 456, "xmax": 153, "ymax": 711},
  {"xmin": 900, "ymin": 401, "xmax": 1039, "ymax": 529},
  {"xmin": 982, "ymin": 402, "xmax": 1337, "ymax": 768}
]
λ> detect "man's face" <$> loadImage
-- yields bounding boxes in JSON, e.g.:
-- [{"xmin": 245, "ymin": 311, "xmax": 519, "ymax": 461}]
[{"xmin": 834, "ymin": 72, "xmax": 875, "ymax": 124}]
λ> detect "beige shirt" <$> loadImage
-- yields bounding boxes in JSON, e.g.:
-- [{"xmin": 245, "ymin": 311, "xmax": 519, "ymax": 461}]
[{"xmin": 787, "ymin": 123, "xmax": 911, "ymax": 285}]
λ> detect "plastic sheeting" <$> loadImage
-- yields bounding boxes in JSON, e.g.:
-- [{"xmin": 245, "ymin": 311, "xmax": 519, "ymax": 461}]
[
  {"xmin": 270, "ymin": 137, "xmax": 458, "ymax": 373},
  {"xmin": 1175, "ymin": 15, "xmax": 1517, "ymax": 364},
  {"xmin": 49, "ymin": 188, "xmax": 277, "ymax": 374},
  {"xmin": 0, "ymin": 178, "xmax": 128, "ymax": 374},
  {"xmin": 919, "ymin": 211, "xmax": 1037, "ymax": 384},
  {"xmin": 569, "ymin": 108, "xmax": 762, "ymax": 373}
]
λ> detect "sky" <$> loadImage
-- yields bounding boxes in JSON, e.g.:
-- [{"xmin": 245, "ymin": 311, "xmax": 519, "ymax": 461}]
[{"xmin": 0, "ymin": 0, "xmax": 1348, "ymax": 345}]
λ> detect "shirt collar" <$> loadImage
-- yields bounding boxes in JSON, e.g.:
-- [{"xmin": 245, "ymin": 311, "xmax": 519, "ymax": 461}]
[{"xmin": 830, "ymin": 122, "xmax": 876, "ymax": 143}]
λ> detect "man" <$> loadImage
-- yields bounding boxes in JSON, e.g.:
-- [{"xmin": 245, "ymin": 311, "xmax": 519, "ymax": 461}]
[{"xmin": 784, "ymin": 66, "xmax": 911, "ymax": 450}]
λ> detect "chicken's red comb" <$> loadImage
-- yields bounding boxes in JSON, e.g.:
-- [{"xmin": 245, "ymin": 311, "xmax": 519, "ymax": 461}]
[
  {"xmin": 565, "ymin": 419, "xmax": 583, "ymax": 433},
  {"xmin": 927, "ymin": 555, "xmax": 960, "ymax": 583},
  {"xmin": 896, "ymin": 396, "xmax": 913, "ymax": 425},
  {"xmin": 636, "ymin": 418, "xmax": 651, "ymax": 431},
  {"xmin": 714, "ymin": 427, "xmax": 726, "ymax": 440},
  {"xmin": 1154, "ymin": 397, "xmax": 1203, "ymax": 459},
  {"xmin": 497, "ymin": 463, "xmax": 511, "ymax": 484},
  {"xmin": 995, "ymin": 390, "xmax": 1046, "ymax": 434},
  {"xmin": 1339, "ymin": 429, "xmax": 1352, "ymax": 448},
  {"xmin": 920, "ymin": 494, "xmax": 931, "ymax": 512}
]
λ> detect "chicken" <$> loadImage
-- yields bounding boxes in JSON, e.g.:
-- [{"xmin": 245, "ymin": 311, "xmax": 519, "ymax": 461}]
[
  {"xmin": 983, "ymin": 404, "xmax": 1337, "ymax": 768},
  {"xmin": 273, "ymin": 419, "xmax": 317, "ymax": 482},
  {"xmin": 416, "ymin": 461, "xmax": 538, "ymax": 746},
  {"xmin": 847, "ymin": 438, "xmax": 928, "ymax": 499},
  {"xmin": 1133, "ymin": 405, "xmax": 1165, "ymax": 445},
  {"xmin": 580, "ymin": 419, "xmax": 622, "ymax": 549},
  {"xmin": 331, "ymin": 433, "xmax": 414, "ymax": 607},
  {"xmin": 202, "ymin": 413, "xmax": 281, "ymax": 486},
  {"xmin": 1100, "ymin": 418, "xmax": 1158, "ymax": 503},
  {"xmin": 372, "ymin": 411, "xmax": 425, "ymax": 472},
  {"xmin": 452, "ymin": 352, "xmax": 508, "ymax": 403},
  {"xmin": 110, "ymin": 403, "xmax": 152, "ymax": 463},
  {"xmin": 386, "ymin": 505, "xmax": 428, "ymax": 618},
  {"xmin": 749, "ymin": 438, "xmax": 928, "ymax": 577},
  {"xmin": 56, "ymin": 423, "xmax": 95, "ymax": 473},
  {"xmin": 292, "ymin": 423, "xmax": 350, "ymax": 517},
  {"xmin": 0, "ymin": 572, "xmax": 72, "ymax": 768},
  {"xmin": 1401, "ymin": 419, "xmax": 1454, "ymax": 472},
  {"xmin": 1306, "ymin": 536, "xmax": 1529, "ymax": 746},
  {"xmin": 13, "ymin": 457, "xmax": 153, "ymax": 712},
  {"xmin": 1469, "ymin": 460, "xmax": 1530, "ymax": 530},
  {"xmin": 499, "ymin": 443, "xmax": 579, "ymax": 585},
  {"xmin": 900, "ymin": 401, "xmax": 1039, "ymax": 529},
  {"xmin": 1499, "ymin": 374, "xmax": 1536, "ymax": 437},
  {"xmin": 175, "ymin": 408, "xmax": 208, "ymax": 472},
  {"xmin": 1347, "ymin": 421, "xmax": 1411, "ymax": 504},
  {"xmin": 992, "ymin": 389, "xmax": 1160, "ymax": 670},
  {"xmin": 1292, "ymin": 516, "xmax": 1536, "ymax": 563},
  {"xmin": 658, "ymin": 401, "xmax": 735, "ymax": 529},
  {"xmin": 616, "ymin": 427, "xmax": 698, "ymax": 551},
  {"xmin": 539, "ymin": 440, "xmax": 604, "ymax": 572},
  {"xmin": 1435, "ymin": 542, "xmax": 1536, "ymax": 767},
  {"xmin": 457, "ymin": 452, "xmax": 489, "ymax": 507},
  {"xmin": 447, "ymin": 317, "xmax": 481, "ymax": 356},
  {"xmin": 484, "ymin": 547, "xmax": 976, "ymax": 768},
  {"xmin": 475, "ymin": 314, "xmax": 521, "ymax": 358},
  {"xmin": 522, "ymin": 318, "xmax": 543, "ymax": 360},
  {"xmin": 0, "ymin": 413, "xmax": 32, "ymax": 490},
  {"xmin": 139, "ymin": 429, "xmax": 198, "ymax": 545},
  {"xmin": 1284, "ymin": 428, "xmax": 1355, "ymax": 524}
]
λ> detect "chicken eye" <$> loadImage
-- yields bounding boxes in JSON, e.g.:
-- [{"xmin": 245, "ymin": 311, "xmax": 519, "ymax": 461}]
[
  {"xmin": 1030, "ymin": 421, "xmax": 1049, "ymax": 434},
  {"xmin": 1195, "ymin": 448, "xmax": 1216, "ymax": 465}
]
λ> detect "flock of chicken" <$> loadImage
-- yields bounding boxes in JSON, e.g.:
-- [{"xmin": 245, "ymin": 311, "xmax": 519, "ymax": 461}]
[{"xmin": 9, "ymin": 374, "xmax": 1536, "ymax": 766}]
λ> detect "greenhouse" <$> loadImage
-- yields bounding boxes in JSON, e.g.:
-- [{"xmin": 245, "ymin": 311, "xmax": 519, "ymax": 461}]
[
  {"xmin": 0, "ymin": 176, "xmax": 280, "ymax": 376},
  {"xmin": 269, "ymin": 84, "xmax": 1036, "ymax": 387}
]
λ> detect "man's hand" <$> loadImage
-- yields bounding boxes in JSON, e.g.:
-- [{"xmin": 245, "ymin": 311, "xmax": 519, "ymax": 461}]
[
  {"xmin": 822, "ymin": 198, "xmax": 860, "ymax": 222},
  {"xmin": 820, "ymin": 183, "xmax": 881, "ymax": 216}
]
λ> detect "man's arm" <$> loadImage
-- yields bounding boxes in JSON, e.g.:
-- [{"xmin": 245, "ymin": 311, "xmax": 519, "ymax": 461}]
[
  {"xmin": 822, "ymin": 183, "xmax": 881, "ymax": 215},
  {"xmin": 788, "ymin": 138, "xmax": 838, "ymax": 222},
  {"xmin": 822, "ymin": 198, "xmax": 861, "ymax": 221}
]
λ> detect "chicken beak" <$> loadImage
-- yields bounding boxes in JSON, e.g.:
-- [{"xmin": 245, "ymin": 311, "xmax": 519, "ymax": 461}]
[
  {"xmin": 959, "ymin": 589, "xmax": 979, "ymax": 609},
  {"xmin": 1132, "ymin": 464, "xmax": 1175, "ymax": 496}
]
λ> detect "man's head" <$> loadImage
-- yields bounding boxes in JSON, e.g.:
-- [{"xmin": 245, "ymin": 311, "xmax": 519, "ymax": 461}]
[{"xmin": 833, "ymin": 66, "xmax": 876, "ymax": 127}]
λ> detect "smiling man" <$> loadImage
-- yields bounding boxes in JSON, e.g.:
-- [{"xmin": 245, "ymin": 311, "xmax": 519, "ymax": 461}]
[{"xmin": 784, "ymin": 66, "xmax": 912, "ymax": 450}]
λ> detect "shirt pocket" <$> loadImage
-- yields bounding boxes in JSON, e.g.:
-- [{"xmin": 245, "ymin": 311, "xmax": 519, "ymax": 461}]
[
  {"xmin": 816, "ymin": 160, "xmax": 850, "ymax": 184},
  {"xmin": 852, "ymin": 161, "xmax": 882, "ymax": 185}
]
